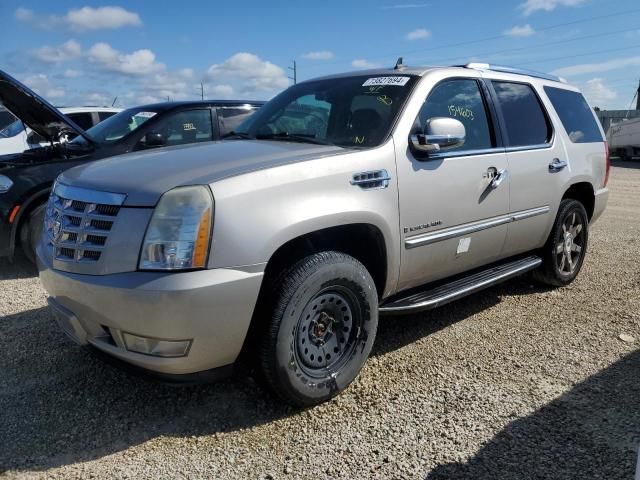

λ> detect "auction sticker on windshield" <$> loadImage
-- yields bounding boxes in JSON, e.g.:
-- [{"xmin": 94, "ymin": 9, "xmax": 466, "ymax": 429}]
[
  {"xmin": 362, "ymin": 77, "xmax": 410, "ymax": 87},
  {"xmin": 134, "ymin": 112, "xmax": 157, "ymax": 119}
]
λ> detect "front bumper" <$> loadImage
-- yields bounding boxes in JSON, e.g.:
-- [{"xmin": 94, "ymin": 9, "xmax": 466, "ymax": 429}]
[{"xmin": 38, "ymin": 247, "xmax": 265, "ymax": 376}]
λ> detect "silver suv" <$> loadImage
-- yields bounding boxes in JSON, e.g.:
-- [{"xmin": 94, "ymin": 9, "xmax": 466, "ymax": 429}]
[{"xmin": 37, "ymin": 63, "xmax": 609, "ymax": 406}]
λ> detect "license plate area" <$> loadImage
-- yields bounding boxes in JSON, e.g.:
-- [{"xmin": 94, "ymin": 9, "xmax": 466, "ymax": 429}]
[{"xmin": 47, "ymin": 298, "xmax": 88, "ymax": 345}]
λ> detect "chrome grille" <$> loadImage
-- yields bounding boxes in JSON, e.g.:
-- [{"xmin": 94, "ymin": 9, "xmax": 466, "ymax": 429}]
[{"xmin": 45, "ymin": 188, "xmax": 122, "ymax": 263}]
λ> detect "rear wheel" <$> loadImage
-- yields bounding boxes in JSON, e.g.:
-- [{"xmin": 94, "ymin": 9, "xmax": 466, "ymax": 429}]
[
  {"xmin": 259, "ymin": 251, "xmax": 378, "ymax": 407},
  {"xmin": 19, "ymin": 203, "xmax": 46, "ymax": 264},
  {"xmin": 533, "ymin": 199, "xmax": 589, "ymax": 287}
]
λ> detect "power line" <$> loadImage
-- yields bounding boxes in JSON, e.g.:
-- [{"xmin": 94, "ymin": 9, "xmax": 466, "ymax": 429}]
[
  {"xmin": 517, "ymin": 44, "xmax": 640, "ymax": 67},
  {"xmin": 298, "ymin": 7, "xmax": 640, "ymax": 71},
  {"xmin": 410, "ymin": 27, "xmax": 640, "ymax": 67}
]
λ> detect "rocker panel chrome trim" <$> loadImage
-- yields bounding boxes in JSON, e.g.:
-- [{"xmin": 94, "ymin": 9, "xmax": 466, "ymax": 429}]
[{"xmin": 405, "ymin": 206, "xmax": 550, "ymax": 249}]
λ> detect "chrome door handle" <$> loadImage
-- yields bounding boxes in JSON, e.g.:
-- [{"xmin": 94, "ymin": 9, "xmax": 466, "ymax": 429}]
[
  {"xmin": 491, "ymin": 169, "xmax": 508, "ymax": 189},
  {"xmin": 549, "ymin": 158, "xmax": 568, "ymax": 172}
]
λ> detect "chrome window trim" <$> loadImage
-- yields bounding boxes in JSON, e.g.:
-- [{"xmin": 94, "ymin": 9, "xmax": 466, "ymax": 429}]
[
  {"xmin": 405, "ymin": 206, "xmax": 550, "ymax": 249},
  {"xmin": 54, "ymin": 183, "xmax": 126, "ymax": 206}
]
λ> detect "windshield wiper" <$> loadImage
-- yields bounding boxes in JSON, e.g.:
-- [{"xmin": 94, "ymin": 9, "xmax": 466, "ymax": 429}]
[
  {"xmin": 221, "ymin": 131, "xmax": 255, "ymax": 140},
  {"xmin": 255, "ymin": 132, "xmax": 333, "ymax": 146}
]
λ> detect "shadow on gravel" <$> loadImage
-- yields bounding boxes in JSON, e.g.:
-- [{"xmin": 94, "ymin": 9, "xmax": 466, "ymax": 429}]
[
  {"xmin": 373, "ymin": 276, "xmax": 548, "ymax": 358},
  {"xmin": 0, "ymin": 276, "xmax": 551, "ymax": 473},
  {"xmin": 0, "ymin": 254, "xmax": 37, "ymax": 280},
  {"xmin": 426, "ymin": 348, "xmax": 640, "ymax": 480},
  {"xmin": 0, "ymin": 306, "xmax": 295, "ymax": 473}
]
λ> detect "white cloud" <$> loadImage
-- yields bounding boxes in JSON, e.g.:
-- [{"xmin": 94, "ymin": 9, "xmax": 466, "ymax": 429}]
[
  {"xmin": 15, "ymin": 5, "xmax": 141, "ymax": 32},
  {"xmin": 503, "ymin": 24, "xmax": 535, "ymax": 37},
  {"xmin": 20, "ymin": 74, "xmax": 65, "ymax": 100},
  {"xmin": 65, "ymin": 6, "xmax": 141, "ymax": 31},
  {"xmin": 88, "ymin": 42, "xmax": 165, "ymax": 76},
  {"xmin": 209, "ymin": 84, "xmax": 235, "ymax": 98},
  {"xmin": 14, "ymin": 7, "xmax": 34, "ymax": 21},
  {"xmin": 302, "ymin": 51, "xmax": 334, "ymax": 60},
  {"xmin": 519, "ymin": 0, "xmax": 586, "ymax": 16},
  {"xmin": 406, "ymin": 28, "xmax": 431, "ymax": 41},
  {"xmin": 580, "ymin": 78, "xmax": 617, "ymax": 107},
  {"xmin": 552, "ymin": 56, "xmax": 640, "ymax": 77},
  {"xmin": 206, "ymin": 53, "xmax": 289, "ymax": 95},
  {"xmin": 352, "ymin": 59, "xmax": 381, "ymax": 69},
  {"xmin": 64, "ymin": 69, "xmax": 81, "ymax": 78},
  {"xmin": 31, "ymin": 40, "xmax": 82, "ymax": 63}
]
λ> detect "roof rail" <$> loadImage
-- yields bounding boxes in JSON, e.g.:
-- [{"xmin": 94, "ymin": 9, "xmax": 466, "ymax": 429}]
[{"xmin": 464, "ymin": 63, "xmax": 565, "ymax": 83}]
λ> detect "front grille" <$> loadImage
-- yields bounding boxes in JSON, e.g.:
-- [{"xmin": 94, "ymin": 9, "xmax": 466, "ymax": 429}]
[{"xmin": 45, "ymin": 189, "xmax": 122, "ymax": 264}]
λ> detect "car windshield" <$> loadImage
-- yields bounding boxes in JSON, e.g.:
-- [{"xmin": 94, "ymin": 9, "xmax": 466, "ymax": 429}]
[
  {"xmin": 233, "ymin": 75, "xmax": 419, "ymax": 148},
  {"xmin": 69, "ymin": 107, "xmax": 161, "ymax": 146},
  {"xmin": 0, "ymin": 119, "xmax": 25, "ymax": 139}
]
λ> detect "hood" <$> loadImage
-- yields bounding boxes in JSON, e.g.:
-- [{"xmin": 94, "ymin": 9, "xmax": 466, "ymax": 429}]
[
  {"xmin": 59, "ymin": 140, "xmax": 346, "ymax": 206},
  {"xmin": 0, "ymin": 69, "xmax": 92, "ymax": 144}
]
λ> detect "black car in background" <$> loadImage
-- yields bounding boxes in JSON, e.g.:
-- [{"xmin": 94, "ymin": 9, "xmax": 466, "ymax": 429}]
[{"xmin": 0, "ymin": 69, "xmax": 263, "ymax": 262}]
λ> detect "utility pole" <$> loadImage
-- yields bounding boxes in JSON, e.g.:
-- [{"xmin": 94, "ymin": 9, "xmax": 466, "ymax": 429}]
[
  {"xmin": 636, "ymin": 79, "xmax": 640, "ymax": 111},
  {"xmin": 288, "ymin": 60, "xmax": 297, "ymax": 85},
  {"xmin": 200, "ymin": 83, "xmax": 204, "ymax": 100}
]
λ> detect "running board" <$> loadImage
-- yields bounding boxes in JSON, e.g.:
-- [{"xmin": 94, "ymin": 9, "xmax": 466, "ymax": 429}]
[{"xmin": 380, "ymin": 255, "xmax": 542, "ymax": 315}]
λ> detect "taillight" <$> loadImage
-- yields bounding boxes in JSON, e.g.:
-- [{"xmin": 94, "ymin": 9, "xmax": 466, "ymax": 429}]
[{"xmin": 604, "ymin": 141, "xmax": 610, "ymax": 187}]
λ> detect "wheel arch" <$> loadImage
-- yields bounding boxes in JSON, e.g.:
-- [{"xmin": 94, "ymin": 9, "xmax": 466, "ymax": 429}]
[
  {"xmin": 562, "ymin": 181, "xmax": 595, "ymax": 221},
  {"xmin": 237, "ymin": 222, "xmax": 388, "ymax": 369},
  {"xmin": 10, "ymin": 185, "xmax": 51, "ymax": 252}
]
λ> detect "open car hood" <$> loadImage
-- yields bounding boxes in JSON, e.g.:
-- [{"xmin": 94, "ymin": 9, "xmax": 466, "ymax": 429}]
[{"xmin": 0, "ymin": 69, "xmax": 92, "ymax": 144}]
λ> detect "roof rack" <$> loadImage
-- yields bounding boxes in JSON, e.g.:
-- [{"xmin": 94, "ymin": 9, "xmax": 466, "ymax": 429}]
[{"xmin": 463, "ymin": 63, "xmax": 565, "ymax": 83}]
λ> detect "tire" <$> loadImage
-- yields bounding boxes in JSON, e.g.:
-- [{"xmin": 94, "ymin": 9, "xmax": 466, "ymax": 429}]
[
  {"xmin": 19, "ymin": 203, "xmax": 46, "ymax": 264},
  {"xmin": 533, "ymin": 199, "xmax": 589, "ymax": 287},
  {"xmin": 259, "ymin": 251, "xmax": 379, "ymax": 407}
]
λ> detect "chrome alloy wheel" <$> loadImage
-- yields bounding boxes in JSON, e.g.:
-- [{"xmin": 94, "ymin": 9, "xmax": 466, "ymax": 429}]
[
  {"xmin": 556, "ymin": 211, "xmax": 584, "ymax": 275},
  {"xmin": 294, "ymin": 288, "xmax": 360, "ymax": 377}
]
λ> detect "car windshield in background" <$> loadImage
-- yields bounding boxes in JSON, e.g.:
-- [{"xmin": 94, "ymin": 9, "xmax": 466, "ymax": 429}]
[
  {"xmin": 0, "ymin": 119, "xmax": 25, "ymax": 138},
  {"xmin": 234, "ymin": 75, "xmax": 419, "ymax": 148},
  {"xmin": 69, "ymin": 108, "xmax": 161, "ymax": 145}
]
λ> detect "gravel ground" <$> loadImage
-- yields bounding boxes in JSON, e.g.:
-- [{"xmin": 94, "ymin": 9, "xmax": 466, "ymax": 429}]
[{"xmin": 1, "ymin": 162, "xmax": 639, "ymax": 479}]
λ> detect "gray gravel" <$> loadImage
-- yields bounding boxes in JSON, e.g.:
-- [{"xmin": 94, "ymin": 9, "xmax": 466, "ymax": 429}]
[{"xmin": 1, "ymin": 162, "xmax": 639, "ymax": 479}]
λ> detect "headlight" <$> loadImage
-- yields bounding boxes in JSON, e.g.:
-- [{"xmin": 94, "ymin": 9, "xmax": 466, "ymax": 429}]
[
  {"xmin": 0, "ymin": 175, "xmax": 13, "ymax": 193},
  {"xmin": 139, "ymin": 185, "xmax": 213, "ymax": 270}
]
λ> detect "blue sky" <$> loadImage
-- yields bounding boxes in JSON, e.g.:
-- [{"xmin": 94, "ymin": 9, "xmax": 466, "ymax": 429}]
[{"xmin": 1, "ymin": 0, "xmax": 639, "ymax": 109}]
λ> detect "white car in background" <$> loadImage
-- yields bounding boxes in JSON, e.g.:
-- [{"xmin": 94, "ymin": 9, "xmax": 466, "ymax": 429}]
[{"xmin": 0, "ymin": 107, "xmax": 121, "ymax": 155}]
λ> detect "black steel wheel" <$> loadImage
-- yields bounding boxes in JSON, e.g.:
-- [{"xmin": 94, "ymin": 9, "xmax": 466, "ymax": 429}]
[{"xmin": 259, "ymin": 251, "xmax": 378, "ymax": 406}]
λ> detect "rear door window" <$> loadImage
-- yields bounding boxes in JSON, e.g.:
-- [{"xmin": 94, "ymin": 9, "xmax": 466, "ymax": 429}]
[
  {"xmin": 218, "ymin": 107, "xmax": 259, "ymax": 137},
  {"xmin": 492, "ymin": 81, "xmax": 551, "ymax": 147},
  {"xmin": 417, "ymin": 78, "xmax": 494, "ymax": 152},
  {"xmin": 140, "ymin": 109, "xmax": 214, "ymax": 147},
  {"xmin": 98, "ymin": 111, "xmax": 117, "ymax": 122},
  {"xmin": 544, "ymin": 87, "xmax": 603, "ymax": 143},
  {"xmin": 66, "ymin": 112, "xmax": 94, "ymax": 131}
]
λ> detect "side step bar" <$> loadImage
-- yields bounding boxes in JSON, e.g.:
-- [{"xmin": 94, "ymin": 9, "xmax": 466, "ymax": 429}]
[{"xmin": 380, "ymin": 255, "xmax": 542, "ymax": 315}]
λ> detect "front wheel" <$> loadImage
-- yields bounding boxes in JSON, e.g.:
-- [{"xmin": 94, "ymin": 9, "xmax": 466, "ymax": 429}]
[
  {"xmin": 533, "ymin": 199, "xmax": 589, "ymax": 287},
  {"xmin": 259, "ymin": 251, "xmax": 379, "ymax": 407}
]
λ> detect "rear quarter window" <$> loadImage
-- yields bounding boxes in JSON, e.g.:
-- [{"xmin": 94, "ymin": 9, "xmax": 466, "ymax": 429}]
[{"xmin": 543, "ymin": 87, "xmax": 603, "ymax": 143}]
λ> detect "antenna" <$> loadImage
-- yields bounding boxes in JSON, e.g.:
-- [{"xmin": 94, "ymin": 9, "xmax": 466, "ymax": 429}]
[
  {"xmin": 394, "ymin": 57, "xmax": 405, "ymax": 70},
  {"xmin": 111, "ymin": 96, "xmax": 118, "ymax": 107}
]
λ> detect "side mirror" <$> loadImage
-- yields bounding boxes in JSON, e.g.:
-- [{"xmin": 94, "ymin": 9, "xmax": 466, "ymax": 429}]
[
  {"xmin": 144, "ymin": 131, "xmax": 166, "ymax": 147},
  {"xmin": 410, "ymin": 117, "xmax": 466, "ymax": 156}
]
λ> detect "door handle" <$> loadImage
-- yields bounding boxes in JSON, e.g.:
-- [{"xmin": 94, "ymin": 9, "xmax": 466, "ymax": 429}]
[
  {"xmin": 549, "ymin": 158, "xmax": 568, "ymax": 172},
  {"xmin": 491, "ymin": 169, "xmax": 508, "ymax": 189}
]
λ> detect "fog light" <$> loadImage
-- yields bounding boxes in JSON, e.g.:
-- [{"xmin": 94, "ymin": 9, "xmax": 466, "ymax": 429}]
[{"xmin": 123, "ymin": 332, "xmax": 191, "ymax": 357}]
